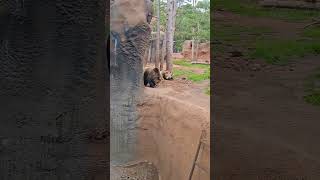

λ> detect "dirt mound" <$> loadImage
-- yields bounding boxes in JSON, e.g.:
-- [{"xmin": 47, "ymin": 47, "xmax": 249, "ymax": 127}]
[{"xmin": 136, "ymin": 87, "xmax": 210, "ymax": 180}]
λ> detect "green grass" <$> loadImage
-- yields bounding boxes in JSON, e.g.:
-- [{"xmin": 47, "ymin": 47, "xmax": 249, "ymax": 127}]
[
  {"xmin": 213, "ymin": 24, "xmax": 274, "ymax": 42},
  {"xmin": 213, "ymin": 0, "xmax": 320, "ymax": 21},
  {"xmin": 205, "ymin": 86, "xmax": 210, "ymax": 95},
  {"xmin": 212, "ymin": 0, "xmax": 320, "ymax": 65},
  {"xmin": 173, "ymin": 69, "xmax": 210, "ymax": 82},
  {"xmin": 304, "ymin": 69, "xmax": 320, "ymax": 106},
  {"xmin": 173, "ymin": 59, "xmax": 210, "ymax": 69},
  {"xmin": 303, "ymin": 26, "xmax": 320, "ymax": 39},
  {"xmin": 304, "ymin": 93, "xmax": 320, "ymax": 106},
  {"xmin": 173, "ymin": 60, "xmax": 210, "ymax": 82},
  {"xmin": 250, "ymin": 39, "xmax": 320, "ymax": 65}
]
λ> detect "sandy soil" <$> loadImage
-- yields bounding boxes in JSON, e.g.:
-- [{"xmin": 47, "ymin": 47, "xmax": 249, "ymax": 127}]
[
  {"xmin": 213, "ymin": 10, "xmax": 320, "ymax": 179},
  {"xmin": 136, "ymin": 64, "xmax": 210, "ymax": 180}
]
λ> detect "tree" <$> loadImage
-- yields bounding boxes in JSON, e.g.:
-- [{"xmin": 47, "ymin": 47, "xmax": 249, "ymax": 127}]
[{"xmin": 165, "ymin": 0, "xmax": 178, "ymax": 73}]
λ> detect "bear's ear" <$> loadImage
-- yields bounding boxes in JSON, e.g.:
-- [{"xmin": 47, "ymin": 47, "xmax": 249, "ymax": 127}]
[{"xmin": 153, "ymin": 68, "xmax": 160, "ymax": 74}]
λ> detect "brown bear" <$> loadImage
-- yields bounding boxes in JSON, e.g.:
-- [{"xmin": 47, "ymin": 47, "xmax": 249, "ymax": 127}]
[
  {"xmin": 143, "ymin": 67, "xmax": 161, "ymax": 88},
  {"xmin": 161, "ymin": 70, "xmax": 173, "ymax": 80}
]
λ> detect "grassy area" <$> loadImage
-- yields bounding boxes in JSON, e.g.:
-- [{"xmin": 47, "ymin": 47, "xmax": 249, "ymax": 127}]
[
  {"xmin": 213, "ymin": 22, "xmax": 320, "ymax": 65},
  {"xmin": 302, "ymin": 26, "xmax": 320, "ymax": 39},
  {"xmin": 250, "ymin": 26, "xmax": 320, "ymax": 64},
  {"xmin": 173, "ymin": 59, "xmax": 210, "ymax": 69},
  {"xmin": 173, "ymin": 60, "xmax": 210, "ymax": 82},
  {"xmin": 205, "ymin": 86, "xmax": 210, "ymax": 95},
  {"xmin": 304, "ymin": 69, "xmax": 320, "ymax": 106},
  {"xmin": 173, "ymin": 69, "xmax": 210, "ymax": 82},
  {"xmin": 213, "ymin": 24, "xmax": 274, "ymax": 42},
  {"xmin": 250, "ymin": 39, "xmax": 320, "ymax": 65},
  {"xmin": 213, "ymin": 0, "xmax": 320, "ymax": 21}
]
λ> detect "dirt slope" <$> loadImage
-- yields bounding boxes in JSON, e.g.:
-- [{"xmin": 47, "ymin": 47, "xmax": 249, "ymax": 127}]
[{"xmin": 136, "ymin": 80, "xmax": 210, "ymax": 180}]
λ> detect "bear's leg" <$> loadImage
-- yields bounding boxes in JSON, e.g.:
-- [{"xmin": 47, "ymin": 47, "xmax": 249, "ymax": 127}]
[
  {"xmin": 149, "ymin": 80, "xmax": 156, "ymax": 88},
  {"xmin": 144, "ymin": 79, "xmax": 149, "ymax": 86}
]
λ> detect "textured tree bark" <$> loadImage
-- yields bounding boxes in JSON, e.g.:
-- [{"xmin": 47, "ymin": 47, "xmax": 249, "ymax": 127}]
[
  {"xmin": 0, "ymin": 0, "xmax": 108, "ymax": 179},
  {"xmin": 155, "ymin": 0, "xmax": 161, "ymax": 70},
  {"xmin": 166, "ymin": 0, "xmax": 176, "ymax": 73}
]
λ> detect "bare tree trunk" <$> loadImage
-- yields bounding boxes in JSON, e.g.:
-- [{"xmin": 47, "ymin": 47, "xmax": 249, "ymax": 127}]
[
  {"xmin": 191, "ymin": 40, "xmax": 194, "ymax": 61},
  {"xmin": 155, "ymin": 0, "xmax": 161, "ymax": 70},
  {"xmin": 166, "ymin": 0, "xmax": 177, "ymax": 73},
  {"xmin": 160, "ymin": 32, "xmax": 166, "ymax": 71},
  {"xmin": 152, "ymin": 40, "xmax": 156, "ymax": 63},
  {"xmin": 195, "ymin": 23, "xmax": 200, "ymax": 62}
]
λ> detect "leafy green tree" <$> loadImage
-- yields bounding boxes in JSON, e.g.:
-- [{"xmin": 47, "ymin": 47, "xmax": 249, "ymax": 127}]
[{"xmin": 153, "ymin": 0, "xmax": 210, "ymax": 52}]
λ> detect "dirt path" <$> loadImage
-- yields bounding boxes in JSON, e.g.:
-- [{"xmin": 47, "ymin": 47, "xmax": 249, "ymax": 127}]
[
  {"xmin": 214, "ymin": 10, "xmax": 320, "ymax": 178},
  {"xmin": 214, "ymin": 10, "xmax": 306, "ymax": 37}
]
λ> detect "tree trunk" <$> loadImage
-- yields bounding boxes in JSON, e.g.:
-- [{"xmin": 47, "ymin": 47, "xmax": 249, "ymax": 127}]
[
  {"xmin": 195, "ymin": 40, "xmax": 199, "ymax": 62},
  {"xmin": 160, "ymin": 32, "xmax": 166, "ymax": 71},
  {"xmin": 155, "ymin": 0, "xmax": 161, "ymax": 70},
  {"xmin": 166, "ymin": 0, "xmax": 177, "ymax": 73}
]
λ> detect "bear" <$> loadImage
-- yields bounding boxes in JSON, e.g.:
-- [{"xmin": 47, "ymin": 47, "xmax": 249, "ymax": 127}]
[
  {"xmin": 144, "ymin": 67, "xmax": 161, "ymax": 88},
  {"xmin": 161, "ymin": 70, "xmax": 173, "ymax": 80}
]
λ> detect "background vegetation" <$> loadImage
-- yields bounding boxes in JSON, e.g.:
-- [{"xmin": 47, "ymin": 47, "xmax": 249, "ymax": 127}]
[{"xmin": 154, "ymin": 0, "xmax": 210, "ymax": 52}]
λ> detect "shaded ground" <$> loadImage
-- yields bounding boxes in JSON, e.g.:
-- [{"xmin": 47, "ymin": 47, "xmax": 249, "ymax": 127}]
[{"xmin": 213, "ymin": 3, "xmax": 320, "ymax": 179}]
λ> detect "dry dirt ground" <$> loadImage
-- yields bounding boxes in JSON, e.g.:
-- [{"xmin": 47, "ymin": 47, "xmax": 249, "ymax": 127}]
[
  {"xmin": 135, "ymin": 63, "xmax": 210, "ymax": 180},
  {"xmin": 213, "ymin": 10, "xmax": 320, "ymax": 179}
]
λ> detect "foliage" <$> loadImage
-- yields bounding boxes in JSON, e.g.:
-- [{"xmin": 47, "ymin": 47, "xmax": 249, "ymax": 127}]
[
  {"xmin": 175, "ymin": 2, "xmax": 210, "ymax": 51},
  {"xmin": 154, "ymin": 0, "xmax": 210, "ymax": 52}
]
